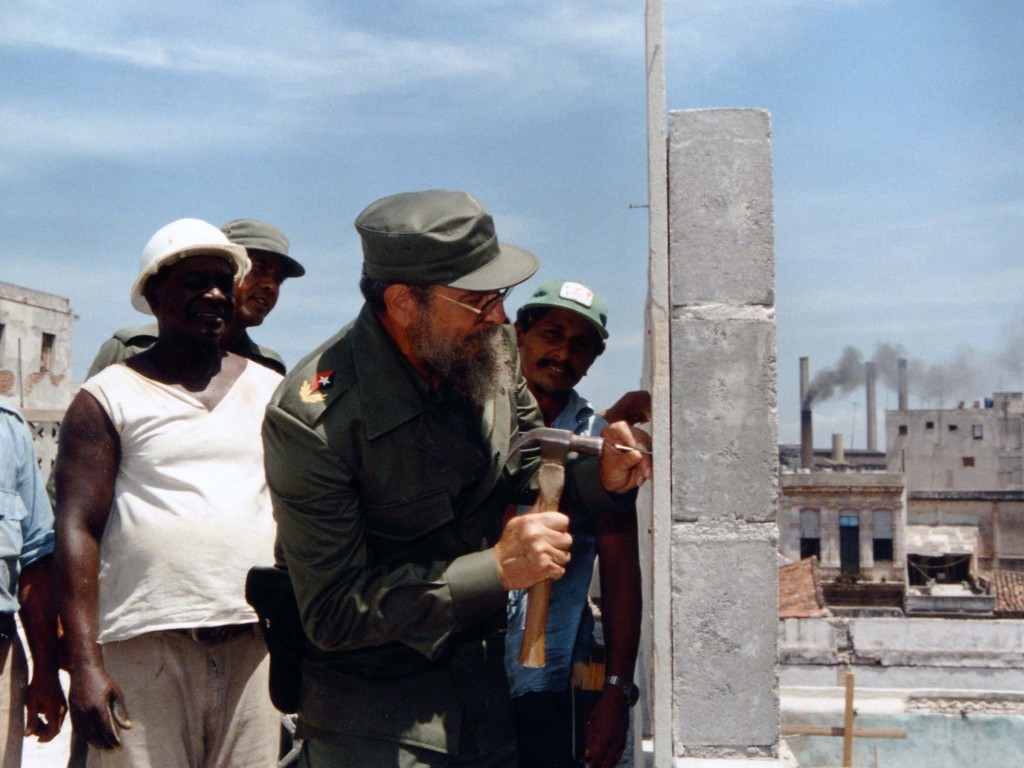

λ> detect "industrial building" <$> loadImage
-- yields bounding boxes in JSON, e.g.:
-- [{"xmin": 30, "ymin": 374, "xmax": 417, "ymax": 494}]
[{"xmin": 779, "ymin": 354, "xmax": 1024, "ymax": 617}]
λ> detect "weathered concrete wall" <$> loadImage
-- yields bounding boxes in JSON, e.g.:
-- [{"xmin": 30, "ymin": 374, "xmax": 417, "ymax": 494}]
[
  {"xmin": 906, "ymin": 495, "xmax": 1024, "ymax": 571},
  {"xmin": 783, "ymin": 687, "xmax": 1024, "ymax": 768},
  {"xmin": 667, "ymin": 109, "xmax": 779, "ymax": 762},
  {"xmin": 0, "ymin": 281, "xmax": 75, "ymax": 414},
  {"xmin": 886, "ymin": 395, "xmax": 1024, "ymax": 492},
  {"xmin": 780, "ymin": 617, "xmax": 1024, "ymax": 690},
  {"xmin": 1, "ymin": 281, "xmax": 75, "ymax": 479}
]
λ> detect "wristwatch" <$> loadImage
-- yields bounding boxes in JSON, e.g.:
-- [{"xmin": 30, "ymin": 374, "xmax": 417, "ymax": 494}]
[{"xmin": 604, "ymin": 675, "xmax": 640, "ymax": 707}]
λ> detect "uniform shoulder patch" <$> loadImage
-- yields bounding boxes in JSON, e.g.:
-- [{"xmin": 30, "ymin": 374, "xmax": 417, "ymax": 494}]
[{"xmin": 299, "ymin": 370, "xmax": 335, "ymax": 403}]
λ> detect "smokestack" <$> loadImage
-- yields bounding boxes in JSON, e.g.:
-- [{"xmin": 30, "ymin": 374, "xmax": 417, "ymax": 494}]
[
  {"xmin": 832, "ymin": 433, "xmax": 845, "ymax": 464},
  {"xmin": 865, "ymin": 361, "xmax": 878, "ymax": 451},
  {"xmin": 800, "ymin": 357, "xmax": 814, "ymax": 469},
  {"xmin": 898, "ymin": 358, "xmax": 909, "ymax": 411}
]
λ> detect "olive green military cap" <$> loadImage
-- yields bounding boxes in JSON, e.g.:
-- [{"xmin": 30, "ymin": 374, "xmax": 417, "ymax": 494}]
[
  {"xmin": 220, "ymin": 219, "xmax": 306, "ymax": 278},
  {"xmin": 518, "ymin": 279, "xmax": 609, "ymax": 340},
  {"xmin": 355, "ymin": 189, "xmax": 538, "ymax": 291}
]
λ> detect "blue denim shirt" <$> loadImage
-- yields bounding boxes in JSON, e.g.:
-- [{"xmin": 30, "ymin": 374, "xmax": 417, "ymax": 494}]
[
  {"xmin": 505, "ymin": 390, "xmax": 606, "ymax": 696},
  {"xmin": 0, "ymin": 402, "xmax": 56, "ymax": 614}
]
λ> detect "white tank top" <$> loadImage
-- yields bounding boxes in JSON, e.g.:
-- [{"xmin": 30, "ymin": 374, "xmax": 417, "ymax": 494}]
[{"xmin": 81, "ymin": 361, "xmax": 282, "ymax": 643}]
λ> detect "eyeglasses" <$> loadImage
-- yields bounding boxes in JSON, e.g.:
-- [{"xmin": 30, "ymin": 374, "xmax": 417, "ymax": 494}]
[{"xmin": 429, "ymin": 287, "xmax": 513, "ymax": 321}]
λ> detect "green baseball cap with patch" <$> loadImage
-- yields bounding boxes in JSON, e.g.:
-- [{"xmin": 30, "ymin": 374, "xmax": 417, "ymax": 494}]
[
  {"xmin": 518, "ymin": 279, "xmax": 609, "ymax": 340},
  {"xmin": 355, "ymin": 189, "xmax": 538, "ymax": 291}
]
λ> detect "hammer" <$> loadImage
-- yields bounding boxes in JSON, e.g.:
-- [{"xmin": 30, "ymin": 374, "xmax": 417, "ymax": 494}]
[{"xmin": 509, "ymin": 427, "xmax": 604, "ymax": 668}]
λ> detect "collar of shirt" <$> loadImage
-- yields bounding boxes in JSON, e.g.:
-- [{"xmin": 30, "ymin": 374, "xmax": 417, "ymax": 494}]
[{"xmin": 550, "ymin": 389, "xmax": 606, "ymax": 438}]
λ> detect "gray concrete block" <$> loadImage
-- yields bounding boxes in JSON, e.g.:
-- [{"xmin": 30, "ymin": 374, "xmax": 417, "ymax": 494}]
[
  {"xmin": 668, "ymin": 109, "xmax": 774, "ymax": 307},
  {"xmin": 671, "ymin": 310, "xmax": 778, "ymax": 523},
  {"xmin": 672, "ymin": 523, "xmax": 780, "ymax": 752}
]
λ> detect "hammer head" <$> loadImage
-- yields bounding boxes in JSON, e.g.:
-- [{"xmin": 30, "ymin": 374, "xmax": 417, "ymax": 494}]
[{"xmin": 509, "ymin": 427, "xmax": 604, "ymax": 462}]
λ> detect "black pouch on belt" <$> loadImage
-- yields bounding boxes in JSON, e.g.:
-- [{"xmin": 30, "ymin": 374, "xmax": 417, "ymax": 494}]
[
  {"xmin": 0, "ymin": 613, "xmax": 15, "ymax": 644},
  {"xmin": 245, "ymin": 566, "xmax": 305, "ymax": 714}
]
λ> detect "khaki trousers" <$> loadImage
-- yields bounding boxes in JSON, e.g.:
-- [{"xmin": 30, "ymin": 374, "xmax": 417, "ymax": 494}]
[{"xmin": 86, "ymin": 628, "xmax": 278, "ymax": 768}]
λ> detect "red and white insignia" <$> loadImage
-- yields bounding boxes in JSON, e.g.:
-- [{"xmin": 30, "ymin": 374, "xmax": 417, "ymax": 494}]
[
  {"xmin": 311, "ymin": 370, "xmax": 334, "ymax": 392},
  {"xmin": 299, "ymin": 370, "xmax": 334, "ymax": 404}
]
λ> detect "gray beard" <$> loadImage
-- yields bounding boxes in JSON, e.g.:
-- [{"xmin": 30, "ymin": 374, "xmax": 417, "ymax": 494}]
[{"xmin": 412, "ymin": 321, "xmax": 515, "ymax": 408}]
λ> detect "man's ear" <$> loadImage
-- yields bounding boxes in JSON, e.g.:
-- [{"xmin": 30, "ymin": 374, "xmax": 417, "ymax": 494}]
[{"xmin": 383, "ymin": 284, "xmax": 416, "ymax": 328}]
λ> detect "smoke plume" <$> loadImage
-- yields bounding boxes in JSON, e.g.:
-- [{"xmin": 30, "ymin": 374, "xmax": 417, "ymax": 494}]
[{"xmin": 805, "ymin": 323, "xmax": 1024, "ymax": 408}]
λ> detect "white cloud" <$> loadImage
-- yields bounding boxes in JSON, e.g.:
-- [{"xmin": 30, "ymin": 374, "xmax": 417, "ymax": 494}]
[{"xmin": 0, "ymin": 105, "xmax": 274, "ymax": 168}]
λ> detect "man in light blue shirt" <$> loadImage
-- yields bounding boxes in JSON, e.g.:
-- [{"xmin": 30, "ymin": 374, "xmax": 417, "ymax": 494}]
[
  {"xmin": 0, "ymin": 399, "xmax": 66, "ymax": 765},
  {"xmin": 506, "ymin": 281, "xmax": 643, "ymax": 768}
]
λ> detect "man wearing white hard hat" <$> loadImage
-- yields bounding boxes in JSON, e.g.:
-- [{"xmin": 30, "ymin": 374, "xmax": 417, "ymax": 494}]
[
  {"xmin": 86, "ymin": 218, "xmax": 303, "ymax": 378},
  {"xmin": 55, "ymin": 219, "xmax": 282, "ymax": 768}
]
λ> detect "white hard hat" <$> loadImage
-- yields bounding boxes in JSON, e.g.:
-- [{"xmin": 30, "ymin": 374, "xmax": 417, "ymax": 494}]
[{"xmin": 130, "ymin": 218, "xmax": 251, "ymax": 314}]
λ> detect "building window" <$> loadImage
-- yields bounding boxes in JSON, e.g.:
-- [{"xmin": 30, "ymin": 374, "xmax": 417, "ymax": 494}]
[
  {"xmin": 898, "ymin": 425, "xmax": 908, "ymax": 435},
  {"xmin": 839, "ymin": 512, "xmax": 860, "ymax": 577},
  {"xmin": 925, "ymin": 421, "xmax": 934, "ymax": 430},
  {"xmin": 40, "ymin": 333, "xmax": 55, "ymax": 372},
  {"xmin": 948, "ymin": 424, "xmax": 958, "ymax": 432},
  {"xmin": 799, "ymin": 509, "xmax": 820, "ymax": 560},
  {"xmin": 872, "ymin": 510, "xmax": 894, "ymax": 562},
  {"xmin": 972, "ymin": 424, "xmax": 983, "ymax": 439},
  {"xmin": 962, "ymin": 456, "xmax": 975, "ymax": 467}
]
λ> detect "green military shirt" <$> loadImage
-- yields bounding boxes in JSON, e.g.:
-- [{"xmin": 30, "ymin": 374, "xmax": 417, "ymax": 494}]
[
  {"xmin": 86, "ymin": 323, "xmax": 286, "ymax": 378},
  {"xmin": 262, "ymin": 304, "xmax": 624, "ymax": 755}
]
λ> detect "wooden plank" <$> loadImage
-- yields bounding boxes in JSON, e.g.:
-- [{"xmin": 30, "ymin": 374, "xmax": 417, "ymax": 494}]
[
  {"xmin": 843, "ymin": 671, "xmax": 856, "ymax": 767},
  {"xmin": 781, "ymin": 725, "xmax": 907, "ymax": 739}
]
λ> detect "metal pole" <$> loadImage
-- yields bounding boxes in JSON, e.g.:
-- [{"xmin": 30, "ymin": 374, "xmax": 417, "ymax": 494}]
[{"xmin": 17, "ymin": 338, "xmax": 24, "ymax": 408}]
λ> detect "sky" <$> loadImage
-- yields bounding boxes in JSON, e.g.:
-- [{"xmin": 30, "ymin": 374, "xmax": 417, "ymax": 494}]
[{"xmin": 2, "ymin": 0, "xmax": 1022, "ymax": 447}]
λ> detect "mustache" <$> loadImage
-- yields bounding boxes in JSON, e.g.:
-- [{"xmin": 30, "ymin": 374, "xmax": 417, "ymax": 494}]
[{"xmin": 537, "ymin": 357, "xmax": 577, "ymax": 381}]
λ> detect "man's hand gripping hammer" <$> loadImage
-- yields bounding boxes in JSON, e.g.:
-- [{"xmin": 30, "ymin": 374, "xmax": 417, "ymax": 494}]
[{"xmin": 508, "ymin": 427, "xmax": 603, "ymax": 668}]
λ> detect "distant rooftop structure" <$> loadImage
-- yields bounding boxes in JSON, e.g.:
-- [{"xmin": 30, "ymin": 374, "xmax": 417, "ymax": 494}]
[
  {"xmin": 1, "ymin": 280, "xmax": 77, "ymax": 478},
  {"xmin": 0, "ymin": 280, "xmax": 76, "ymax": 415},
  {"xmin": 887, "ymin": 392, "xmax": 1024, "ymax": 492}
]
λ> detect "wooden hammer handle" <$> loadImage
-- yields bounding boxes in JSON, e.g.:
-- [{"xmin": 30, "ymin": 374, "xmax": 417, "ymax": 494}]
[{"xmin": 518, "ymin": 459, "xmax": 565, "ymax": 668}]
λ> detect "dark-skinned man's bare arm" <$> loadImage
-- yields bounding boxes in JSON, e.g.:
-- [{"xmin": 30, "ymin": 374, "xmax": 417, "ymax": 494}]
[
  {"xmin": 55, "ymin": 390, "xmax": 132, "ymax": 749},
  {"xmin": 584, "ymin": 502, "xmax": 642, "ymax": 768}
]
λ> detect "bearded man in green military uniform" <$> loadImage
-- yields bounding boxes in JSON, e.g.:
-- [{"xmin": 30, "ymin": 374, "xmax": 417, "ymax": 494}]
[{"xmin": 262, "ymin": 189, "xmax": 651, "ymax": 768}]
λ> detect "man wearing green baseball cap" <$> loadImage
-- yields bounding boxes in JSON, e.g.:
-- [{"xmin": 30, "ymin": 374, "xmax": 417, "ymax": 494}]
[
  {"xmin": 262, "ymin": 190, "xmax": 652, "ymax": 767},
  {"xmin": 506, "ymin": 280, "xmax": 644, "ymax": 768}
]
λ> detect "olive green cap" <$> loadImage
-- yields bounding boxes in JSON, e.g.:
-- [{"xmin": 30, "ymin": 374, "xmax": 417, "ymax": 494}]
[
  {"xmin": 220, "ymin": 219, "xmax": 306, "ymax": 278},
  {"xmin": 355, "ymin": 189, "xmax": 538, "ymax": 291},
  {"xmin": 518, "ymin": 279, "xmax": 609, "ymax": 340}
]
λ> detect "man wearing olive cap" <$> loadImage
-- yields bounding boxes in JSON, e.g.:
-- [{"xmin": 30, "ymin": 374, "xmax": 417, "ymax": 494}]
[
  {"xmin": 56, "ymin": 219, "xmax": 282, "ymax": 768},
  {"xmin": 262, "ymin": 190, "xmax": 651, "ymax": 767},
  {"xmin": 85, "ymin": 218, "xmax": 303, "ymax": 378}
]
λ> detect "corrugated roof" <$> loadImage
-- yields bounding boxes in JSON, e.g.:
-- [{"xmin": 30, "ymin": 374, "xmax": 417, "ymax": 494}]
[
  {"xmin": 905, "ymin": 525, "xmax": 978, "ymax": 556},
  {"xmin": 992, "ymin": 570, "xmax": 1024, "ymax": 616}
]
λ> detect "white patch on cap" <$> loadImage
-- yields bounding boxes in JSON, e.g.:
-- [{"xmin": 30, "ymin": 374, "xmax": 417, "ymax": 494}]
[{"xmin": 558, "ymin": 281, "xmax": 593, "ymax": 307}]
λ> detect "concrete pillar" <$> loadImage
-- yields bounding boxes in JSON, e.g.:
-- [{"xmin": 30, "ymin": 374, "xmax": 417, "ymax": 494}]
[
  {"xmin": 831, "ymin": 433, "xmax": 845, "ymax": 464},
  {"xmin": 820, "ymin": 508, "xmax": 841, "ymax": 570},
  {"xmin": 859, "ymin": 508, "xmax": 875, "ymax": 572},
  {"xmin": 665, "ymin": 109, "xmax": 780, "ymax": 763}
]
